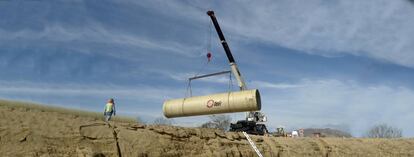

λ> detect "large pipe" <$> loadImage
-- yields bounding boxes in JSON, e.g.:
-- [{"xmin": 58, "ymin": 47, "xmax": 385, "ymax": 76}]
[{"xmin": 163, "ymin": 89, "xmax": 261, "ymax": 118}]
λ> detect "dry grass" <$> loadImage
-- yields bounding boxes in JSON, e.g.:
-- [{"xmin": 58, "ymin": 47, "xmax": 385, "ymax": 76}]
[{"xmin": 0, "ymin": 99, "xmax": 137, "ymax": 123}]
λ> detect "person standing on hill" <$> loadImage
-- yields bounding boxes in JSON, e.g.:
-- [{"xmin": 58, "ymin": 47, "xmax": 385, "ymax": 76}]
[{"xmin": 104, "ymin": 98, "xmax": 116, "ymax": 122}]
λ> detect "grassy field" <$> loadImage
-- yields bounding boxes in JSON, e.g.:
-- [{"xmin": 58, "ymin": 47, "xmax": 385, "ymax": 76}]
[{"xmin": 0, "ymin": 99, "xmax": 138, "ymax": 123}]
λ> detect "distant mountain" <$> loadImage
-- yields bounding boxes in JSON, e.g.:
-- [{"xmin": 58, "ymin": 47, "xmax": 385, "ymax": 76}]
[{"xmin": 303, "ymin": 128, "xmax": 352, "ymax": 138}]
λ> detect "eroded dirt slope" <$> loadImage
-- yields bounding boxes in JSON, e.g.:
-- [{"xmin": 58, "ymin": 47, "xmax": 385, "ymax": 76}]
[{"xmin": 1, "ymin": 103, "xmax": 414, "ymax": 157}]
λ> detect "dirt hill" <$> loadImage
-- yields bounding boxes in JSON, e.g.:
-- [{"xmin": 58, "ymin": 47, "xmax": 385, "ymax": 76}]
[{"xmin": 1, "ymin": 100, "xmax": 413, "ymax": 157}]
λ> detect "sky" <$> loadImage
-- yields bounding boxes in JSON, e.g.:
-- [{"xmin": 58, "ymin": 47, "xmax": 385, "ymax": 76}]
[{"xmin": 1, "ymin": 0, "xmax": 414, "ymax": 137}]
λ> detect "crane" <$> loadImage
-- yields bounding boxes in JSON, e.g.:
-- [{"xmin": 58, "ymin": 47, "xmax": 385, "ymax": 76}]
[{"xmin": 207, "ymin": 10, "xmax": 268, "ymax": 135}]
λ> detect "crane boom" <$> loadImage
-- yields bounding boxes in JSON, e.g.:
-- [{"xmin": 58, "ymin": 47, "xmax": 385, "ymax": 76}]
[{"xmin": 207, "ymin": 10, "xmax": 247, "ymax": 91}]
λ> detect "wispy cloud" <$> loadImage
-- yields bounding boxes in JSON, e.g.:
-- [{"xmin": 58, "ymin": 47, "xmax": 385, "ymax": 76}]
[
  {"xmin": 0, "ymin": 23, "xmax": 200, "ymax": 57},
  {"xmin": 250, "ymin": 80, "xmax": 302, "ymax": 89},
  {"xmin": 0, "ymin": 81, "xmax": 180, "ymax": 101},
  {"xmin": 146, "ymin": 0, "xmax": 414, "ymax": 68},
  {"xmin": 219, "ymin": 0, "xmax": 414, "ymax": 67}
]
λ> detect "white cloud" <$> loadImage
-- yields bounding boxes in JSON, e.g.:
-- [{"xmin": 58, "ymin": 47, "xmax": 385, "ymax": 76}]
[
  {"xmin": 3, "ymin": 0, "xmax": 414, "ymax": 66},
  {"xmin": 250, "ymin": 80, "xmax": 302, "ymax": 89},
  {"xmin": 0, "ymin": 23, "xmax": 200, "ymax": 57},
  {"xmin": 0, "ymin": 81, "xmax": 181, "ymax": 101},
  {"xmin": 215, "ymin": 0, "xmax": 414, "ymax": 67},
  {"xmin": 141, "ymin": 0, "xmax": 414, "ymax": 68}
]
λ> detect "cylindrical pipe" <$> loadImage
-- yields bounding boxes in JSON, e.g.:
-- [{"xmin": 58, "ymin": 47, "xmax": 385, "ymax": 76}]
[{"xmin": 163, "ymin": 89, "xmax": 261, "ymax": 118}]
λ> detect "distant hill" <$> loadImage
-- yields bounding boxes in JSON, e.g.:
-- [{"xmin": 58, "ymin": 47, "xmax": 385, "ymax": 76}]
[{"xmin": 303, "ymin": 128, "xmax": 352, "ymax": 137}]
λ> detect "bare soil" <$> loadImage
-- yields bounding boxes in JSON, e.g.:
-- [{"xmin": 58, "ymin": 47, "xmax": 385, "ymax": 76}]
[{"xmin": 1, "ymin": 101, "xmax": 413, "ymax": 157}]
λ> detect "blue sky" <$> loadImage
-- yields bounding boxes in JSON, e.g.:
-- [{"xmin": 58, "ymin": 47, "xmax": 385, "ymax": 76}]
[{"xmin": 1, "ymin": 0, "xmax": 414, "ymax": 137}]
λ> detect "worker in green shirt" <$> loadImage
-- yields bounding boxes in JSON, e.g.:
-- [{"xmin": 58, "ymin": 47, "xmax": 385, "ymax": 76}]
[{"xmin": 104, "ymin": 98, "xmax": 116, "ymax": 122}]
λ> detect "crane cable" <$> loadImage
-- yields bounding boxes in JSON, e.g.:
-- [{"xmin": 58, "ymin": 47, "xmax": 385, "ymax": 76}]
[
  {"xmin": 185, "ymin": 16, "xmax": 213, "ymax": 98},
  {"xmin": 184, "ymin": 9, "xmax": 236, "ymax": 98}
]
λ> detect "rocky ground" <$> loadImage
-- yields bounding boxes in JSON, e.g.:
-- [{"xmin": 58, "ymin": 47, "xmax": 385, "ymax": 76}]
[{"xmin": 1, "ymin": 100, "xmax": 414, "ymax": 157}]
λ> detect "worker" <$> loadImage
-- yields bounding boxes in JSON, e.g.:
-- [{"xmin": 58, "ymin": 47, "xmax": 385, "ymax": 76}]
[{"xmin": 104, "ymin": 98, "xmax": 116, "ymax": 122}]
